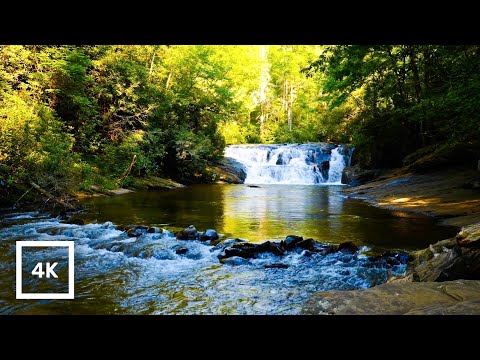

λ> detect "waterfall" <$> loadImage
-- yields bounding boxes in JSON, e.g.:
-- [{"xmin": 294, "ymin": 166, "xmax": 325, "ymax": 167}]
[
  {"xmin": 327, "ymin": 147, "xmax": 345, "ymax": 184},
  {"xmin": 224, "ymin": 143, "xmax": 352, "ymax": 185}
]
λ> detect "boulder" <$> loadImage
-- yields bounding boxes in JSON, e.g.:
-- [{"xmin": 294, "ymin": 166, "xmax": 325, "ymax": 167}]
[
  {"xmin": 199, "ymin": 229, "xmax": 219, "ymax": 241},
  {"xmin": 341, "ymin": 165, "xmax": 380, "ymax": 185},
  {"xmin": 209, "ymin": 157, "xmax": 247, "ymax": 184},
  {"xmin": 296, "ymin": 239, "xmax": 317, "ymax": 251},
  {"xmin": 338, "ymin": 241, "xmax": 359, "ymax": 253},
  {"xmin": 283, "ymin": 235, "xmax": 304, "ymax": 249},
  {"xmin": 147, "ymin": 226, "xmax": 160, "ymax": 233},
  {"xmin": 175, "ymin": 247, "xmax": 188, "ymax": 255},
  {"xmin": 256, "ymin": 241, "xmax": 285, "ymax": 256},
  {"xmin": 176, "ymin": 225, "xmax": 199, "ymax": 240},
  {"xmin": 65, "ymin": 218, "xmax": 85, "ymax": 225}
]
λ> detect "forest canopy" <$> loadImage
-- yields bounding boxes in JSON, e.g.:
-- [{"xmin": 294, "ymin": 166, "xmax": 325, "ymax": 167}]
[{"xmin": 1, "ymin": 45, "xmax": 479, "ymax": 201}]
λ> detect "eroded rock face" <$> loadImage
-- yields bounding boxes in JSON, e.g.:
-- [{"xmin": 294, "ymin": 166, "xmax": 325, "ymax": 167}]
[
  {"xmin": 302, "ymin": 280, "xmax": 480, "ymax": 315},
  {"xmin": 401, "ymin": 223, "xmax": 480, "ymax": 282},
  {"xmin": 456, "ymin": 223, "xmax": 480, "ymax": 247},
  {"xmin": 210, "ymin": 157, "xmax": 247, "ymax": 184}
]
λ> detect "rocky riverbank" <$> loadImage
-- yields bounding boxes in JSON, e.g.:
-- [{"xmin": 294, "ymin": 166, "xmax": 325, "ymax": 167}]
[
  {"xmin": 302, "ymin": 162, "xmax": 480, "ymax": 315},
  {"xmin": 342, "ymin": 165, "xmax": 480, "ymax": 227}
]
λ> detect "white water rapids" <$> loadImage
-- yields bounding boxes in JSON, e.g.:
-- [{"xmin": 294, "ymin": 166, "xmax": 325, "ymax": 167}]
[{"xmin": 224, "ymin": 143, "xmax": 353, "ymax": 185}]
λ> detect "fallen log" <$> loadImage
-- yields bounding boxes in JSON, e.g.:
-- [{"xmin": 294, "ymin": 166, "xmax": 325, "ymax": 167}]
[{"xmin": 28, "ymin": 180, "xmax": 76, "ymax": 210}]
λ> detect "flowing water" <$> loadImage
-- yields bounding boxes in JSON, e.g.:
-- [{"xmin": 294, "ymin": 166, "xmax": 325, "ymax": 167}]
[
  {"xmin": 224, "ymin": 143, "xmax": 352, "ymax": 185},
  {"xmin": 0, "ymin": 144, "xmax": 457, "ymax": 314}
]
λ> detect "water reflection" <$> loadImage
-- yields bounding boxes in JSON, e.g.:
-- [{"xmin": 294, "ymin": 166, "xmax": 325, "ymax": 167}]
[{"xmin": 79, "ymin": 184, "xmax": 456, "ymax": 250}]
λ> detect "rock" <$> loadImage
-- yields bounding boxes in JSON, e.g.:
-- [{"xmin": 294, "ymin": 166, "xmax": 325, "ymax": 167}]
[
  {"xmin": 264, "ymin": 263, "xmax": 289, "ymax": 269},
  {"xmin": 338, "ymin": 241, "xmax": 359, "ymax": 253},
  {"xmin": 66, "ymin": 218, "xmax": 85, "ymax": 225},
  {"xmin": 247, "ymin": 185, "xmax": 261, "ymax": 188},
  {"xmin": 256, "ymin": 241, "xmax": 285, "ymax": 256},
  {"xmin": 220, "ymin": 243, "xmax": 258, "ymax": 259},
  {"xmin": 283, "ymin": 235, "xmax": 304, "ymax": 249},
  {"xmin": 341, "ymin": 165, "xmax": 380, "ymax": 185},
  {"xmin": 456, "ymin": 222, "xmax": 480, "ymax": 247},
  {"xmin": 367, "ymin": 250, "xmax": 408, "ymax": 268},
  {"xmin": 413, "ymin": 246, "xmax": 480, "ymax": 282},
  {"xmin": 220, "ymin": 256, "xmax": 249, "ymax": 266},
  {"xmin": 222, "ymin": 238, "xmax": 246, "ymax": 245},
  {"xmin": 319, "ymin": 161, "xmax": 330, "ymax": 179},
  {"xmin": 296, "ymin": 239, "xmax": 317, "ymax": 251},
  {"xmin": 127, "ymin": 228, "xmax": 142, "ymax": 237},
  {"xmin": 176, "ymin": 225, "xmax": 199, "ymax": 240},
  {"xmin": 175, "ymin": 247, "xmax": 188, "ymax": 255},
  {"xmin": 199, "ymin": 229, "xmax": 219, "ymax": 241},
  {"xmin": 148, "ymin": 226, "xmax": 159, "ymax": 233},
  {"xmin": 276, "ymin": 153, "xmax": 284, "ymax": 165},
  {"xmin": 209, "ymin": 157, "xmax": 247, "ymax": 184},
  {"xmin": 302, "ymin": 280, "xmax": 480, "ymax": 315},
  {"xmin": 126, "ymin": 225, "xmax": 149, "ymax": 237},
  {"xmin": 218, "ymin": 240, "xmax": 286, "ymax": 261}
]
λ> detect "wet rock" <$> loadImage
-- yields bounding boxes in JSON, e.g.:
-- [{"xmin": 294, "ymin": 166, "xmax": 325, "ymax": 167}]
[
  {"xmin": 302, "ymin": 280, "xmax": 480, "ymax": 315},
  {"xmin": 176, "ymin": 225, "xmax": 199, "ymax": 240},
  {"xmin": 247, "ymin": 185, "xmax": 261, "ymax": 188},
  {"xmin": 319, "ymin": 161, "xmax": 330, "ymax": 179},
  {"xmin": 175, "ymin": 247, "xmax": 188, "ymax": 255},
  {"xmin": 283, "ymin": 235, "xmax": 303, "ymax": 249},
  {"xmin": 66, "ymin": 218, "xmax": 85, "ymax": 225},
  {"xmin": 127, "ymin": 225, "xmax": 149, "ymax": 237},
  {"xmin": 264, "ymin": 263, "xmax": 289, "ymax": 269},
  {"xmin": 338, "ymin": 241, "xmax": 359, "ymax": 253},
  {"xmin": 199, "ymin": 229, "xmax": 219, "ymax": 241},
  {"xmin": 276, "ymin": 153, "xmax": 284, "ymax": 165},
  {"xmin": 148, "ymin": 226, "xmax": 159, "ymax": 233},
  {"xmin": 223, "ymin": 238, "xmax": 246, "ymax": 245},
  {"xmin": 256, "ymin": 241, "xmax": 285, "ymax": 256},
  {"xmin": 127, "ymin": 228, "xmax": 141, "ymax": 237},
  {"xmin": 221, "ymin": 247, "xmax": 251, "ymax": 259},
  {"xmin": 220, "ymin": 256, "xmax": 249, "ymax": 266},
  {"xmin": 296, "ymin": 239, "xmax": 317, "ymax": 251}
]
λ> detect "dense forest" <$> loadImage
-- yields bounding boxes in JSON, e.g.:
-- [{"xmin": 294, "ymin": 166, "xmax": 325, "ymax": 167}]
[{"xmin": 1, "ymin": 45, "xmax": 479, "ymax": 204}]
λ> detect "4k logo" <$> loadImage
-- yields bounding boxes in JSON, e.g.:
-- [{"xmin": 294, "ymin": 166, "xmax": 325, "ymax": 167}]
[
  {"xmin": 31, "ymin": 262, "xmax": 59, "ymax": 279},
  {"xmin": 16, "ymin": 241, "xmax": 74, "ymax": 300}
]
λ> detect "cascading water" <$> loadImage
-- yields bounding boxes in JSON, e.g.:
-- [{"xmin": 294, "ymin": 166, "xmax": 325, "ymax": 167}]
[
  {"xmin": 224, "ymin": 143, "xmax": 353, "ymax": 185},
  {"xmin": 327, "ymin": 147, "xmax": 346, "ymax": 184}
]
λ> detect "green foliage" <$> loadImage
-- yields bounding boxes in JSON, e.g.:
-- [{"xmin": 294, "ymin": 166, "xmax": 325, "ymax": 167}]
[
  {"xmin": 1, "ymin": 44, "xmax": 478, "ymax": 204},
  {"xmin": 306, "ymin": 45, "xmax": 480, "ymax": 167}
]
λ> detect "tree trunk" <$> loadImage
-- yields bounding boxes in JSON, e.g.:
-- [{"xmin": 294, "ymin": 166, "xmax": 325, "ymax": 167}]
[
  {"xmin": 28, "ymin": 181, "xmax": 76, "ymax": 210},
  {"xmin": 165, "ymin": 72, "xmax": 172, "ymax": 89},
  {"xmin": 149, "ymin": 51, "xmax": 156, "ymax": 77},
  {"xmin": 288, "ymin": 82, "xmax": 295, "ymax": 131}
]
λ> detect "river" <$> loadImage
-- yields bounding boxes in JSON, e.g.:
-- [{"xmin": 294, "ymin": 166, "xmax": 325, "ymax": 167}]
[
  {"xmin": 0, "ymin": 144, "xmax": 457, "ymax": 314},
  {"xmin": 0, "ymin": 184, "xmax": 456, "ymax": 314}
]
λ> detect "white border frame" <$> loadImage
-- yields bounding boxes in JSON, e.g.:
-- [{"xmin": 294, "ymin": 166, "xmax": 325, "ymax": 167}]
[{"xmin": 16, "ymin": 241, "xmax": 74, "ymax": 299}]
